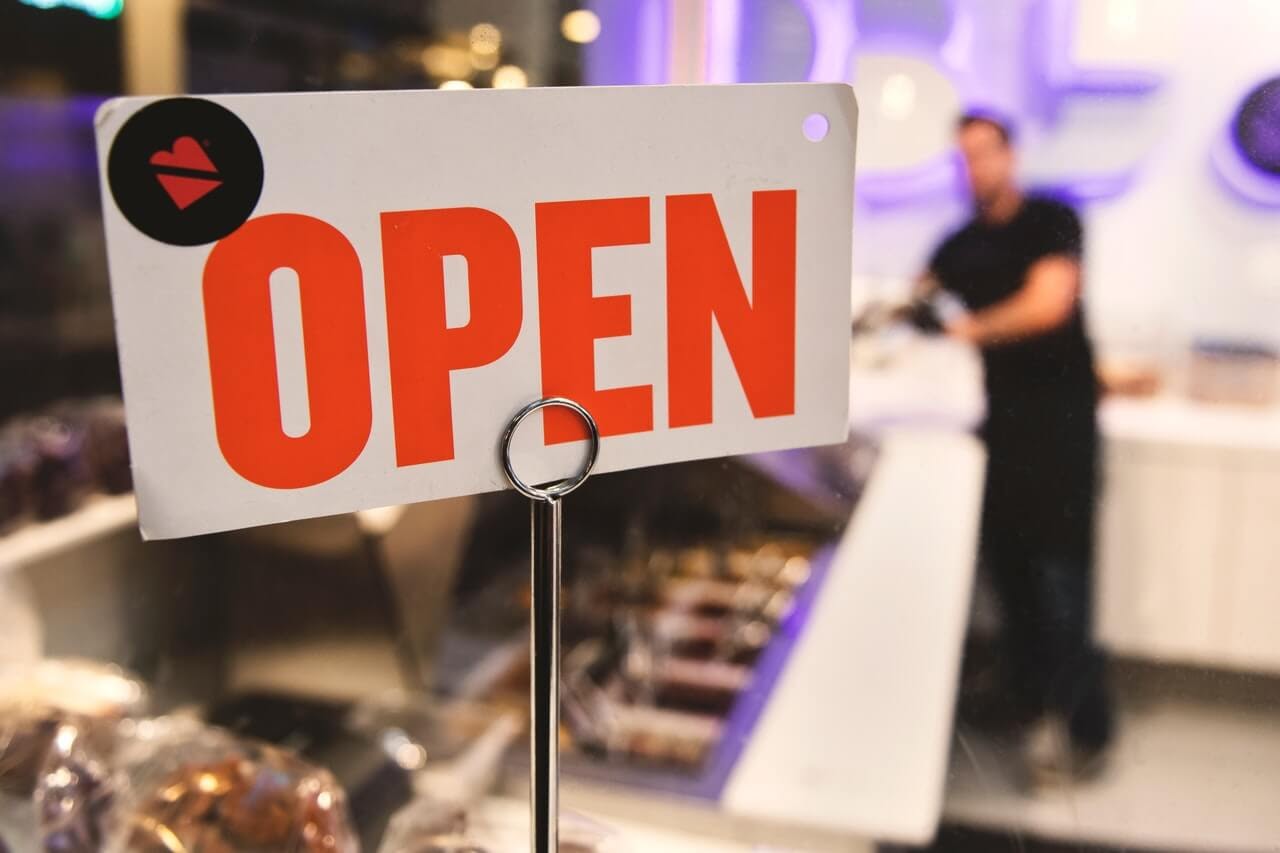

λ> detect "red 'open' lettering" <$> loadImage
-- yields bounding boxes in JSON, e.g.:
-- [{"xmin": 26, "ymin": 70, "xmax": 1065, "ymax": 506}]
[
  {"xmin": 203, "ymin": 213, "xmax": 373, "ymax": 488},
  {"xmin": 382, "ymin": 207, "xmax": 523, "ymax": 465},
  {"xmin": 201, "ymin": 191, "xmax": 801, "ymax": 488},
  {"xmin": 536, "ymin": 197, "xmax": 654, "ymax": 444},
  {"xmin": 666, "ymin": 190, "xmax": 797, "ymax": 428}
]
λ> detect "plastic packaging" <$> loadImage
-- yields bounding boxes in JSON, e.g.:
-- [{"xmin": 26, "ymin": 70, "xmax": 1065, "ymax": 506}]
[
  {"xmin": 368, "ymin": 690, "xmax": 625, "ymax": 852},
  {"xmin": 0, "ymin": 660, "xmax": 144, "ymax": 852},
  {"xmin": 37, "ymin": 722, "xmax": 116, "ymax": 852},
  {"xmin": 347, "ymin": 691, "xmax": 521, "ymax": 805},
  {"xmin": 0, "ymin": 659, "xmax": 146, "ymax": 797},
  {"xmin": 102, "ymin": 716, "xmax": 358, "ymax": 853},
  {"xmin": 377, "ymin": 798, "xmax": 474, "ymax": 853}
]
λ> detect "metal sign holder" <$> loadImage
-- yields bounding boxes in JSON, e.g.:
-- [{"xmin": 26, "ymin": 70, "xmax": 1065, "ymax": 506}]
[{"xmin": 500, "ymin": 397, "xmax": 601, "ymax": 853}]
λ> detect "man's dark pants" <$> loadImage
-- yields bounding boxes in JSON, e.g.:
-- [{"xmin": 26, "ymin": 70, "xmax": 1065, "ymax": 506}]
[{"xmin": 980, "ymin": 400, "xmax": 1113, "ymax": 750}]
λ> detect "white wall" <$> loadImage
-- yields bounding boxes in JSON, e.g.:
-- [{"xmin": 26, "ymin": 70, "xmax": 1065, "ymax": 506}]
[
  {"xmin": 1081, "ymin": 0, "xmax": 1280, "ymax": 356},
  {"xmin": 849, "ymin": 0, "xmax": 1280, "ymax": 358}
]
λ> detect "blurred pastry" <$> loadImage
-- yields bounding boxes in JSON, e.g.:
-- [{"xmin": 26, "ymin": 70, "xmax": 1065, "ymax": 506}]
[{"xmin": 112, "ymin": 724, "xmax": 356, "ymax": 853}]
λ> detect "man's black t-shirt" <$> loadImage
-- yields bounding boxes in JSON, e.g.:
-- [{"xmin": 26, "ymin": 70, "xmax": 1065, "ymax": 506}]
[
  {"xmin": 929, "ymin": 196, "xmax": 1097, "ymax": 411},
  {"xmin": 929, "ymin": 196, "xmax": 1098, "ymax": 556}
]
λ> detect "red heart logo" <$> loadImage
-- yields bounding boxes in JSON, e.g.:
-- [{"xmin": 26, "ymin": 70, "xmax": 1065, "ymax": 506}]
[
  {"xmin": 150, "ymin": 136, "xmax": 218, "ymax": 172},
  {"xmin": 150, "ymin": 136, "xmax": 222, "ymax": 210}
]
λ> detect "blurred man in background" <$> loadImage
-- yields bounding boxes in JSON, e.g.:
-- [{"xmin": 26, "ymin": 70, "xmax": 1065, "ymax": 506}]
[{"xmin": 920, "ymin": 111, "xmax": 1112, "ymax": 784}]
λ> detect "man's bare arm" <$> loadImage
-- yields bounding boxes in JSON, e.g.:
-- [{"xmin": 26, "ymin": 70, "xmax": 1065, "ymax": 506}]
[
  {"xmin": 947, "ymin": 255, "xmax": 1080, "ymax": 346},
  {"xmin": 913, "ymin": 272, "xmax": 940, "ymax": 302}
]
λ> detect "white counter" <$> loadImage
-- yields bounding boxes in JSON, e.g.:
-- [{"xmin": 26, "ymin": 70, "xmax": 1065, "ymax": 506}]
[
  {"xmin": 1101, "ymin": 394, "xmax": 1280, "ymax": 452},
  {"xmin": 1097, "ymin": 396, "xmax": 1280, "ymax": 673},
  {"xmin": 723, "ymin": 428, "xmax": 985, "ymax": 845},
  {"xmin": 848, "ymin": 334, "xmax": 1280, "ymax": 673},
  {"xmin": 849, "ymin": 332, "xmax": 1280, "ymax": 453}
]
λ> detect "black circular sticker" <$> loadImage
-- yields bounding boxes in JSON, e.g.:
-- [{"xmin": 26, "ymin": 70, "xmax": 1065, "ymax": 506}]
[{"xmin": 107, "ymin": 97, "xmax": 264, "ymax": 246}]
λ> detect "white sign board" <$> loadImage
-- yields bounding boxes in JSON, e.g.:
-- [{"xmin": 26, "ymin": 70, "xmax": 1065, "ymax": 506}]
[{"xmin": 94, "ymin": 84, "xmax": 857, "ymax": 539}]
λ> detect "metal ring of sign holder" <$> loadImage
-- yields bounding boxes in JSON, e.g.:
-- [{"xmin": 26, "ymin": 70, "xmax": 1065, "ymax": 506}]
[
  {"xmin": 499, "ymin": 396, "xmax": 600, "ymax": 853},
  {"xmin": 500, "ymin": 397, "xmax": 600, "ymax": 502}
]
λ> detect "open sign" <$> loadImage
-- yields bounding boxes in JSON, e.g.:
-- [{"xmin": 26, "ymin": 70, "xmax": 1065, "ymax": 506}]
[{"xmin": 95, "ymin": 85, "xmax": 857, "ymax": 538}]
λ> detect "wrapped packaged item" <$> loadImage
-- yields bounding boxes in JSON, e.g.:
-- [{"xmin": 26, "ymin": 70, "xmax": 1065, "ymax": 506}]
[
  {"xmin": 346, "ymin": 692, "xmax": 519, "ymax": 780},
  {"xmin": 346, "ymin": 691, "xmax": 523, "ymax": 850},
  {"xmin": 377, "ymin": 798, "xmax": 474, "ymax": 853},
  {"xmin": 36, "ymin": 723, "xmax": 117, "ymax": 852},
  {"xmin": 0, "ymin": 660, "xmax": 146, "ymax": 797},
  {"xmin": 104, "ymin": 717, "xmax": 357, "ymax": 853},
  {"xmin": 206, "ymin": 690, "xmax": 418, "ymax": 851},
  {"xmin": 371, "ymin": 692, "xmax": 621, "ymax": 852}
]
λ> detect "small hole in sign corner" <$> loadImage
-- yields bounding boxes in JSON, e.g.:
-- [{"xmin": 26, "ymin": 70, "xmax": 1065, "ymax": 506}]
[{"xmin": 802, "ymin": 112, "xmax": 829, "ymax": 142}]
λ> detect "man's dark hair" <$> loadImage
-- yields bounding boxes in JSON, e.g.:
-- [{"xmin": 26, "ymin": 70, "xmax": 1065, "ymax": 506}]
[{"xmin": 956, "ymin": 110, "xmax": 1015, "ymax": 145}]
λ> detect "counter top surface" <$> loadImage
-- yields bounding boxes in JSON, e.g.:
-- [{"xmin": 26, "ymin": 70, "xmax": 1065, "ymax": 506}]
[
  {"xmin": 849, "ymin": 335, "xmax": 1280, "ymax": 453},
  {"xmin": 1100, "ymin": 394, "xmax": 1280, "ymax": 452},
  {"xmin": 722, "ymin": 427, "xmax": 986, "ymax": 844}
]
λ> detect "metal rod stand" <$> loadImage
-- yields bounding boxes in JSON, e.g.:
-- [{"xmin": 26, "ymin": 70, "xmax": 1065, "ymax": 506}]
[
  {"xmin": 500, "ymin": 396, "xmax": 600, "ymax": 853},
  {"xmin": 530, "ymin": 497, "xmax": 561, "ymax": 853}
]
